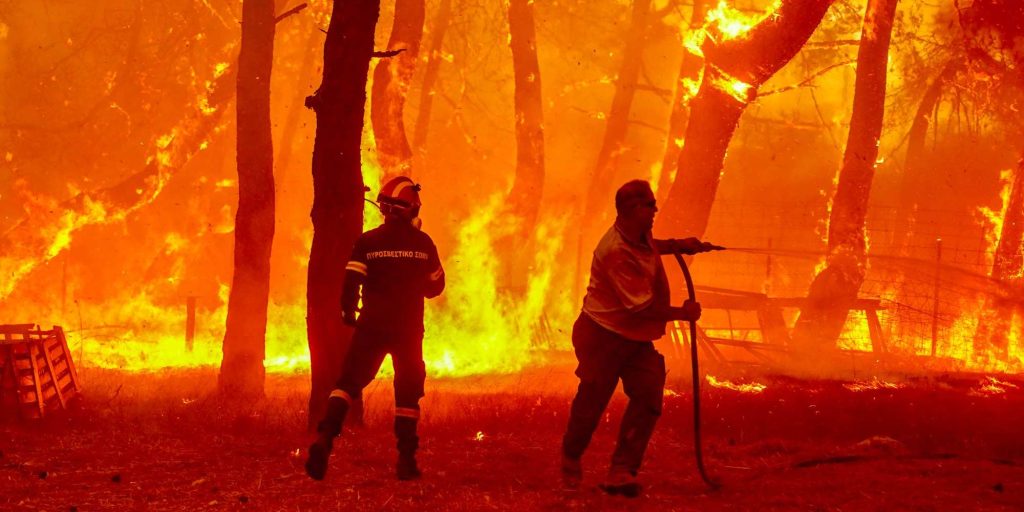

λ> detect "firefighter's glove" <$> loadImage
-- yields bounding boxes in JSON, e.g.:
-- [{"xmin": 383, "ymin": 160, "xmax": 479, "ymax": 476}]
[
  {"xmin": 676, "ymin": 300, "xmax": 702, "ymax": 322},
  {"xmin": 342, "ymin": 309, "xmax": 358, "ymax": 327}
]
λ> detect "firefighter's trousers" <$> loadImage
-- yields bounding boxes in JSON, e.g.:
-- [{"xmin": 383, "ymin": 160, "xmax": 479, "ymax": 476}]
[
  {"xmin": 562, "ymin": 313, "xmax": 666, "ymax": 475},
  {"xmin": 317, "ymin": 324, "xmax": 426, "ymax": 456}
]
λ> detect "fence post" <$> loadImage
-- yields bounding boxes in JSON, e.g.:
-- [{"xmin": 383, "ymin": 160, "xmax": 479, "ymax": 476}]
[
  {"xmin": 186, "ymin": 296, "xmax": 197, "ymax": 352},
  {"xmin": 931, "ymin": 238, "xmax": 942, "ymax": 357}
]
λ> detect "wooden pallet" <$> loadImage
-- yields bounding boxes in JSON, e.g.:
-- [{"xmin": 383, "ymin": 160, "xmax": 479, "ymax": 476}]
[{"xmin": 0, "ymin": 324, "xmax": 82, "ymax": 419}]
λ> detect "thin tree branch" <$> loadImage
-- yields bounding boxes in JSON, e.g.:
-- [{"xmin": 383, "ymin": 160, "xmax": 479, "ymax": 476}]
[
  {"xmin": 636, "ymin": 83, "xmax": 673, "ymax": 102},
  {"xmin": 274, "ymin": 2, "xmax": 307, "ymax": 23},
  {"xmin": 804, "ymin": 39, "xmax": 861, "ymax": 49},
  {"xmin": 760, "ymin": 59, "xmax": 855, "ymax": 97},
  {"xmin": 626, "ymin": 118, "xmax": 666, "ymax": 133}
]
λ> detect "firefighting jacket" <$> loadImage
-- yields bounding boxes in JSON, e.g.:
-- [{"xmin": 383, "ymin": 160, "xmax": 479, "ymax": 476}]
[{"xmin": 341, "ymin": 219, "xmax": 445, "ymax": 329}]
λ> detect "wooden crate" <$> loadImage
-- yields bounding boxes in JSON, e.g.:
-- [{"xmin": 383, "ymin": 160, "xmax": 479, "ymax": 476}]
[{"xmin": 0, "ymin": 324, "xmax": 82, "ymax": 419}]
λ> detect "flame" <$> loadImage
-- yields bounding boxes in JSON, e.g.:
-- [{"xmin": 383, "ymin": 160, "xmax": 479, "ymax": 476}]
[
  {"xmin": 706, "ymin": 375, "xmax": 766, "ymax": 393},
  {"xmin": 843, "ymin": 378, "xmax": 903, "ymax": 392},
  {"xmin": 56, "ymin": 201, "xmax": 571, "ymax": 376},
  {"xmin": 705, "ymin": 0, "xmax": 781, "ymax": 42},
  {"xmin": 0, "ymin": 55, "xmax": 234, "ymax": 302},
  {"xmin": 976, "ymin": 168, "xmax": 1014, "ymax": 265},
  {"xmin": 0, "ymin": 196, "xmax": 116, "ymax": 299},
  {"xmin": 422, "ymin": 197, "xmax": 569, "ymax": 376},
  {"xmin": 970, "ymin": 376, "xmax": 1020, "ymax": 396}
]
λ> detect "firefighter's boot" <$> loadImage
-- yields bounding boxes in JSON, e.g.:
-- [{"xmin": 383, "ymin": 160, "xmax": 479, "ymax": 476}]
[
  {"xmin": 395, "ymin": 413, "xmax": 421, "ymax": 480},
  {"xmin": 305, "ymin": 393, "xmax": 350, "ymax": 480}
]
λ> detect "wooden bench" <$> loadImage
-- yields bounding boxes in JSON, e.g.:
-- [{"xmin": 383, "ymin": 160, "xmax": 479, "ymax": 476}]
[{"xmin": 667, "ymin": 286, "xmax": 888, "ymax": 365}]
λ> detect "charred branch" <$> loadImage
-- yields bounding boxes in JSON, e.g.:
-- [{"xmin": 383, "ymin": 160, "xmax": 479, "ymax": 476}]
[{"xmin": 372, "ymin": 48, "xmax": 408, "ymax": 58}]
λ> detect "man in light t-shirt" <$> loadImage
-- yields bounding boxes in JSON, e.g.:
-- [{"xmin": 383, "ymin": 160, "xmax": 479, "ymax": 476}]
[{"xmin": 561, "ymin": 179, "xmax": 715, "ymax": 497}]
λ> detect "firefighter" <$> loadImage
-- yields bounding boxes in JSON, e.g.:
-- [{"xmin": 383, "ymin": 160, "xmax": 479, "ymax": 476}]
[
  {"xmin": 305, "ymin": 176, "xmax": 445, "ymax": 481},
  {"xmin": 561, "ymin": 179, "xmax": 715, "ymax": 497}
]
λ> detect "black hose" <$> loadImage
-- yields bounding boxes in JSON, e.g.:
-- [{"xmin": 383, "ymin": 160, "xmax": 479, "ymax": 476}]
[{"xmin": 673, "ymin": 252, "xmax": 720, "ymax": 489}]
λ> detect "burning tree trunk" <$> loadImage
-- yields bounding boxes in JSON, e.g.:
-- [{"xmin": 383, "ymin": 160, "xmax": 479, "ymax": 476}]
[
  {"xmin": 975, "ymin": 153, "xmax": 1024, "ymax": 359},
  {"xmin": 579, "ymin": 0, "xmax": 650, "ymax": 257},
  {"xmin": 654, "ymin": 0, "xmax": 834, "ymax": 239},
  {"xmin": 791, "ymin": 0, "xmax": 899, "ymax": 352},
  {"xmin": 371, "ymin": 0, "xmax": 425, "ymax": 180},
  {"xmin": 412, "ymin": 0, "xmax": 453, "ymax": 149},
  {"xmin": 654, "ymin": 0, "xmax": 709, "ymax": 204},
  {"xmin": 305, "ymin": 0, "xmax": 379, "ymax": 427},
  {"xmin": 219, "ymin": 0, "xmax": 276, "ymax": 398},
  {"xmin": 500, "ymin": 0, "xmax": 546, "ymax": 288}
]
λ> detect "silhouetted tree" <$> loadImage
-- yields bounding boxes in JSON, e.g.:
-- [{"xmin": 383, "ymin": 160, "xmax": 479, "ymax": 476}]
[
  {"xmin": 412, "ymin": 0, "xmax": 454, "ymax": 150},
  {"xmin": 371, "ymin": 0, "xmax": 425, "ymax": 180},
  {"xmin": 220, "ymin": 0, "xmax": 277, "ymax": 397},
  {"xmin": 500, "ymin": 0, "xmax": 546, "ymax": 288},
  {"xmin": 305, "ymin": 0, "xmax": 380, "ymax": 427},
  {"xmin": 578, "ymin": 0, "xmax": 651, "ymax": 276}
]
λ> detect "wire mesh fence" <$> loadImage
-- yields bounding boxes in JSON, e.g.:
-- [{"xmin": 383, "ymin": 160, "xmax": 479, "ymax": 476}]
[{"xmin": 691, "ymin": 199, "xmax": 1020, "ymax": 370}]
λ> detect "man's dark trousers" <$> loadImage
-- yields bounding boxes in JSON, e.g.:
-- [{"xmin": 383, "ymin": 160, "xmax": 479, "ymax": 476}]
[
  {"xmin": 318, "ymin": 324, "xmax": 426, "ymax": 455},
  {"xmin": 562, "ymin": 313, "xmax": 666, "ymax": 475}
]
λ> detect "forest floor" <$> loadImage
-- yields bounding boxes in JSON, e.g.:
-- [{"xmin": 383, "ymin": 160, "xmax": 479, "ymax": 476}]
[{"xmin": 2, "ymin": 361, "xmax": 1024, "ymax": 511}]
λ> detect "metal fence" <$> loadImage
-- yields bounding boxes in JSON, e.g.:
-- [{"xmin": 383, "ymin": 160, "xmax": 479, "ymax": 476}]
[{"xmin": 691, "ymin": 199, "xmax": 1016, "ymax": 366}]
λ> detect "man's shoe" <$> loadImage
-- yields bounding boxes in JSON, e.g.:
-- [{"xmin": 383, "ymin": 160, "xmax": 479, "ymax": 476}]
[
  {"xmin": 304, "ymin": 436, "xmax": 333, "ymax": 481},
  {"xmin": 561, "ymin": 456, "xmax": 582, "ymax": 490},
  {"xmin": 599, "ymin": 468, "xmax": 642, "ymax": 498},
  {"xmin": 396, "ymin": 453, "xmax": 421, "ymax": 481}
]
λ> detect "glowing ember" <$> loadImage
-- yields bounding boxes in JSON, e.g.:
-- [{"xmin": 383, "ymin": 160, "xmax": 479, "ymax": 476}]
[
  {"xmin": 474, "ymin": 431, "xmax": 486, "ymax": 441},
  {"xmin": 706, "ymin": 375, "xmax": 767, "ymax": 393}
]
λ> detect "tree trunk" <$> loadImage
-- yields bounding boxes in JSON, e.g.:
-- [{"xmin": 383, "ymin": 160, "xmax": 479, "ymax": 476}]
[
  {"xmin": 974, "ymin": 153, "xmax": 1024, "ymax": 359},
  {"xmin": 790, "ymin": 0, "xmax": 899, "ymax": 353},
  {"xmin": 892, "ymin": 59, "xmax": 962, "ymax": 254},
  {"xmin": 655, "ymin": 0, "xmax": 835, "ymax": 240},
  {"xmin": 219, "ymin": 0, "xmax": 276, "ymax": 398},
  {"xmin": 412, "ymin": 0, "xmax": 453, "ymax": 150},
  {"xmin": 371, "ymin": 0, "xmax": 425, "ymax": 180},
  {"xmin": 500, "ymin": 0, "xmax": 546, "ymax": 289},
  {"xmin": 305, "ymin": 0, "xmax": 379, "ymax": 428},
  {"xmin": 578, "ymin": 0, "xmax": 650, "ymax": 256},
  {"xmin": 274, "ymin": 26, "xmax": 320, "ymax": 190},
  {"xmin": 654, "ymin": 0, "xmax": 709, "ymax": 204}
]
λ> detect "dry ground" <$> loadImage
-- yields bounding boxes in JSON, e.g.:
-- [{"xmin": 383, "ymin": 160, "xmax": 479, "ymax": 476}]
[{"xmin": 2, "ymin": 362, "xmax": 1024, "ymax": 511}]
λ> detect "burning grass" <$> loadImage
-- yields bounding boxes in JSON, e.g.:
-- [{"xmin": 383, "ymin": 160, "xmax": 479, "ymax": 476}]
[{"xmin": 2, "ymin": 364, "xmax": 1024, "ymax": 510}]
